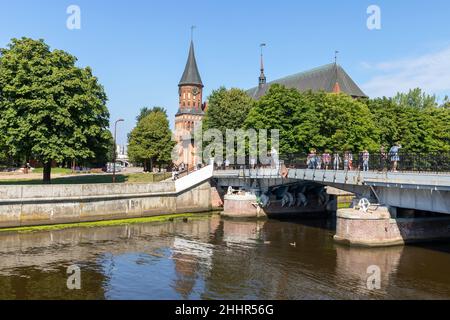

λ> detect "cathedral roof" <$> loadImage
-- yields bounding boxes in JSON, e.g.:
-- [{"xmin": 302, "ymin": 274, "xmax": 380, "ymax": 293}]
[
  {"xmin": 179, "ymin": 41, "xmax": 203, "ymax": 87},
  {"xmin": 247, "ymin": 63, "xmax": 367, "ymax": 99}
]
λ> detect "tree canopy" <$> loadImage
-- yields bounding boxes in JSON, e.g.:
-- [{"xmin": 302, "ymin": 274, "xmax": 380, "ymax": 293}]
[
  {"xmin": 0, "ymin": 38, "xmax": 110, "ymax": 182},
  {"xmin": 136, "ymin": 106, "xmax": 167, "ymax": 123},
  {"xmin": 367, "ymin": 89, "xmax": 450, "ymax": 152},
  {"xmin": 128, "ymin": 109, "xmax": 174, "ymax": 172},
  {"xmin": 245, "ymin": 84, "xmax": 379, "ymax": 154},
  {"xmin": 393, "ymin": 88, "xmax": 438, "ymax": 110},
  {"xmin": 203, "ymin": 87, "xmax": 254, "ymax": 133}
]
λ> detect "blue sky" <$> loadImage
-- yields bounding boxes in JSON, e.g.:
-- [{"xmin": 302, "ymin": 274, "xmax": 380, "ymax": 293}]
[{"xmin": 1, "ymin": 0, "xmax": 449, "ymax": 144}]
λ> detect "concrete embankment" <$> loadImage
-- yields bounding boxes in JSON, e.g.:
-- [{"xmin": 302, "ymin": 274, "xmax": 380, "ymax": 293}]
[{"xmin": 0, "ymin": 180, "xmax": 213, "ymax": 229}]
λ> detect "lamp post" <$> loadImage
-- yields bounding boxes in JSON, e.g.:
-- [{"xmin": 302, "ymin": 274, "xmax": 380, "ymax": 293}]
[{"xmin": 112, "ymin": 118, "xmax": 124, "ymax": 183}]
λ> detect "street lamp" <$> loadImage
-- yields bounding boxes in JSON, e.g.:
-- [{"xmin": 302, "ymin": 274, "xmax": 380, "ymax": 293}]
[{"xmin": 112, "ymin": 118, "xmax": 124, "ymax": 183}]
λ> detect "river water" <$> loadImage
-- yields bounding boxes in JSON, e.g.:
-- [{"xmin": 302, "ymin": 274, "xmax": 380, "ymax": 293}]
[{"xmin": 0, "ymin": 214, "xmax": 449, "ymax": 300}]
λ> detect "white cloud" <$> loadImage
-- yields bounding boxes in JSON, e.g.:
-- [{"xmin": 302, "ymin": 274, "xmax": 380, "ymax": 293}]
[{"xmin": 361, "ymin": 46, "xmax": 450, "ymax": 98}]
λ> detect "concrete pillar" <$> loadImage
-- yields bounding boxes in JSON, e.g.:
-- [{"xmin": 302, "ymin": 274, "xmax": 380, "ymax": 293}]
[
  {"xmin": 222, "ymin": 193, "xmax": 264, "ymax": 218},
  {"xmin": 334, "ymin": 205, "xmax": 450, "ymax": 247}
]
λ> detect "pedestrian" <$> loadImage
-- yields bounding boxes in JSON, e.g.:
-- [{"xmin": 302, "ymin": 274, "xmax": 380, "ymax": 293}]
[
  {"xmin": 271, "ymin": 147, "xmax": 280, "ymax": 170},
  {"xmin": 333, "ymin": 152, "xmax": 341, "ymax": 170},
  {"xmin": 225, "ymin": 159, "xmax": 230, "ymax": 170},
  {"xmin": 362, "ymin": 150, "xmax": 370, "ymax": 172},
  {"xmin": 216, "ymin": 158, "xmax": 223, "ymax": 170},
  {"xmin": 316, "ymin": 153, "xmax": 322, "ymax": 169},
  {"xmin": 322, "ymin": 151, "xmax": 331, "ymax": 170},
  {"xmin": 307, "ymin": 149, "xmax": 317, "ymax": 169},
  {"xmin": 344, "ymin": 151, "xmax": 350, "ymax": 170},
  {"xmin": 172, "ymin": 166, "xmax": 178, "ymax": 181},
  {"xmin": 250, "ymin": 156, "xmax": 257, "ymax": 169},
  {"xmin": 348, "ymin": 151, "xmax": 354, "ymax": 170},
  {"xmin": 389, "ymin": 143, "xmax": 402, "ymax": 172},
  {"xmin": 344, "ymin": 151, "xmax": 353, "ymax": 170}
]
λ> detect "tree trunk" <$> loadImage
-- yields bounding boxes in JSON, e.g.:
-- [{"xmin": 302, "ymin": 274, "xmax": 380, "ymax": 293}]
[{"xmin": 43, "ymin": 161, "xmax": 52, "ymax": 184}]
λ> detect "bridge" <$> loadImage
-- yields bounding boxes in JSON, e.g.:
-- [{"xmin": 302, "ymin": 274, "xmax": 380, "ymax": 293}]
[
  {"xmin": 180, "ymin": 153, "xmax": 450, "ymax": 246},
  {"xmin": 213, "ymin": 167, "xmax": 450, "ymax": 215}
]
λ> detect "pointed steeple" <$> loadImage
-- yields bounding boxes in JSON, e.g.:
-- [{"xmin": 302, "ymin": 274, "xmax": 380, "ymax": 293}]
[
  {"xmin": 259, "ymin": 43, "xmax": 267, "ymax": 87},
  {"xmin": 332, "ymin": 50, "xmax": 341, "ymax": 93},
  {"xmin": 179, "ymin": 41, "xmax": 203, "ymax": 87}
]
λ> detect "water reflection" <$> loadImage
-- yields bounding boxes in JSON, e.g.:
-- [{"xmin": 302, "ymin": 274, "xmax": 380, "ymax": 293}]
[{"xmin": 0, "ymin": 215, "xmax": 449, "ymax": 300}]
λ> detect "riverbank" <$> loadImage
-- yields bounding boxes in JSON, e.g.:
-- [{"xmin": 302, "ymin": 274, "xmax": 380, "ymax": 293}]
[
  {"xmin": 0, "ymin": 172, "xmax": 171, "ymax": 185},
  {"xmin": 0, "ymin": 212, "xmax": 215, "ymax": 234},
  {"xmin": 0, "ymin": 179, "xmax": 213, "ymax": 229}
]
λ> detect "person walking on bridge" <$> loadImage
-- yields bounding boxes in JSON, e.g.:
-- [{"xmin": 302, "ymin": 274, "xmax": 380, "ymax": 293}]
[
  {"xmin": 322, "ymin": 151, "xmax": 331, "ymax": 170},
  {"xmin": 389, "ymin": 143, "xmax": 402, "ymax": 172},
  {"xmin": 333, "ymin": 152, "xmax": 341, "ymax": 170},
  {"xmin": 344, "ymin": 151, "xmax": 353, "ymax": 171},
  {"xmin": 307, "ymin": 149, "xmax": 317, "ymax": 169},
  {"xmin": 362, "ymin": 150, "xmax": 370, "ymax": 172}
]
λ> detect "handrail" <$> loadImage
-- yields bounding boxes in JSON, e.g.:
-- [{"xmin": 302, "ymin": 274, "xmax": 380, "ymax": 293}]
[{"xmin": 281, "ymin": 152, "xmax": 450, "ymax": 173}]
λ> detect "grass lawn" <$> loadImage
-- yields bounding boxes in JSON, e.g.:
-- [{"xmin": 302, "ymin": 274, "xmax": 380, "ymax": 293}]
[
  {"xmin": 0, "ymin": 172, "xmax": 171, "ymax": 185},
  {"xmin": 32, "ymin": 167, "xmax": 74, "ymax": 175}
]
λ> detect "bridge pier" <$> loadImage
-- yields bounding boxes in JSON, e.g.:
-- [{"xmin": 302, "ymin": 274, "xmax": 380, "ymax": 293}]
[
  {"xmin": 221, "ymin": 185, "xmax": 336, "ymax": 219},
  {"xmin": 334, "ymin": 204, "xmax": 450, "ymax": 247}
]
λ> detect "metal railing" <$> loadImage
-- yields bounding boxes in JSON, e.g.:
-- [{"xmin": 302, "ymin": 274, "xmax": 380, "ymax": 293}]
[
  {"xmin": 212, "ymin": 152, "xmax": 450, "ymax": 174},
  {"xmin": 282, "ymin": 152, "xmax": 450, "ymax": 173}
]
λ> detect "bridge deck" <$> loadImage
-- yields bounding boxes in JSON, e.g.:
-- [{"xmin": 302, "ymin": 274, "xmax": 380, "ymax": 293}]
[{"xmin": 213, "ymin": 168, "xmax": 450, "ymax": 191}]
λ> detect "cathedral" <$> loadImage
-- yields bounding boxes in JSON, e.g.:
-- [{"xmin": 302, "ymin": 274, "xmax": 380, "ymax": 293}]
[
  {"xmin": 173, "ymin": 40, "xmax": 206, "ymax": 170},
  {"xmin": 173, "ymin": 39, "xmax": 367, "ymax": 169}
]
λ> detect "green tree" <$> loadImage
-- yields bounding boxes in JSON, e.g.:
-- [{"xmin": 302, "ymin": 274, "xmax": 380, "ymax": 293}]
[
  {"xmin": 393, "ymin": 88, "xmax": 438, "ymax": 109},
  {"xmin": 245, "ymin": 84, "xmax": 379, "ymax": 154},
  {"xmin": 87, "ymin": 129, "xmax": 114, "ymax": 167},
  {"xmin": 245, "ymin": 85, "xmax": 302, "ymax": 154},
  {"xmin": 136, "ymin": 106, "xmax": 167, "ymax": 123},
  {"xmin": 203, "ymin": 87, "xmax": 254, "ymax": 133},
  {"xmin": 0, "ymin": 38, "xmax": 110, "ymax": 183},
  {"xmin": 442, "ymin": 96, "xmax": 450, "ymax": 109},
  {"xmin": 202, "ymin": 87, "xmax": 254, "ymax": 162},
  {"xmin": 366, "ymin": 97, "xmax": 402, "ymax": 148},
  {"xmin": 367, "ymin": 90, "xmax": 450, "ymax": 152},
  {"xmin": 128, "ymin": 110, "xmax": 174, "ymax": 172}
]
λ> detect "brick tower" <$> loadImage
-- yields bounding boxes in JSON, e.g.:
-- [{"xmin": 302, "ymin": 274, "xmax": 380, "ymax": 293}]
[{"xmin": 174, "ymin": 39, "xmax": 205, "ymax": 170}]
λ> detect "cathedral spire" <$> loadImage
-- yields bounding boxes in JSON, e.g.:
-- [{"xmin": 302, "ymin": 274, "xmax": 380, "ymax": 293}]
[
  {"xmin": 259, "ymin": 43, "xmax": 267, "ymax": 88},
  {"xmin": 179, "ymin": 33, "xmax": 203, "ymax": 87},
  {"xmin": 332, "ymin": 50, "xmax": 341, "ymax": 93}
]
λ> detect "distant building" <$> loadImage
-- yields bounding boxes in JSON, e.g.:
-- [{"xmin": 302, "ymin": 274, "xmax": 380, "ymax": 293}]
[
  {"xmin": 247, "ymin": 61, "xmax": 367, "ymax": 100},
  {"xmin": 116, "ymin": 144, "xmax": 130, "ymax": 167}
]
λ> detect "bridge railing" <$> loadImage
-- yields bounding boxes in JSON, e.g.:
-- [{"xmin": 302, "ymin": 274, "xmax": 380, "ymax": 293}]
[{"xmin": 281, "ymin": 152, "xmax": 450, "ymax": 173}]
